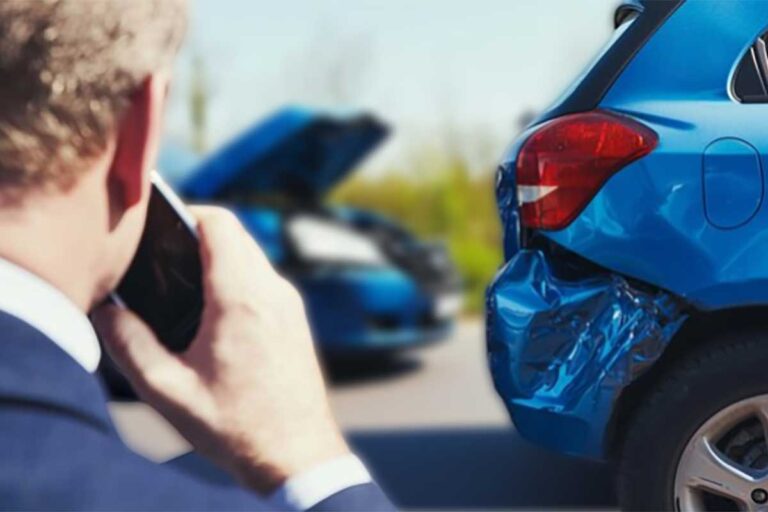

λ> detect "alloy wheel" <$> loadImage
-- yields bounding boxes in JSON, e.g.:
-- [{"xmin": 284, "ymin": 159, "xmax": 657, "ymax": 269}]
[{"xmin": 675, "ymin": 395, "xmax": 768, "ymax": 511}]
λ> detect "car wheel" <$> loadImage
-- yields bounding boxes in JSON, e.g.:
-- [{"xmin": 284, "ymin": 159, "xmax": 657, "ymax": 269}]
[{"xmin": 618, "ymin": 333, "xmax": 768, "ymax": 511}]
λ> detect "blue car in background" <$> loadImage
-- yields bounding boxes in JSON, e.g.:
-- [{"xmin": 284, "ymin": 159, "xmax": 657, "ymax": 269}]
[
  {"xmin": 163, "ymin": 107, "xmax": 462, "ymax": 358},
  {"xmin": 487, "ymin": 1, "xmax": 768, "ymax": 510}
]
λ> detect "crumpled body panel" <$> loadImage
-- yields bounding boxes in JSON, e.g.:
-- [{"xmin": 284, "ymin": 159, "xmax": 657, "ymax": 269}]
[{"xmin": 486, "ymin": 249, "xmax": 687, "ymax": 458}]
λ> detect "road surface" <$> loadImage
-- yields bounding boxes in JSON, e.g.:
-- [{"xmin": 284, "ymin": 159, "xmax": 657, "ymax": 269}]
[{"xmin": 110, "ymin": 320, "xmax": 617, "ymax": 510}]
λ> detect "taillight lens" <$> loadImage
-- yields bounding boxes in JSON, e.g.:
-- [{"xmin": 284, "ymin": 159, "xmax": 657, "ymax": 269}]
[{"xmin": 516, "ymin": 110, "xmax": 657, "ymax": 230}]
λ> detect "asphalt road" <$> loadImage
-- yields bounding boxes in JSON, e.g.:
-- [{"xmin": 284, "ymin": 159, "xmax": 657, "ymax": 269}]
[{"xmin": 109, "ymin": 320, "xmax": 617, "ymax": 510}]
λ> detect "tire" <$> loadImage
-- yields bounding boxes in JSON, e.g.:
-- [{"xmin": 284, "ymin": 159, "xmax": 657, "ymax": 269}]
[{"xmin": 618, "ymin": 332, "xmax": 768, "ymax": 511}]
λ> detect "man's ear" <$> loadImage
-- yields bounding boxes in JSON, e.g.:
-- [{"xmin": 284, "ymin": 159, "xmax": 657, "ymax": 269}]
[{"xmin": 108, "ymin": 75, "xmax": 167, "ymax": 212}]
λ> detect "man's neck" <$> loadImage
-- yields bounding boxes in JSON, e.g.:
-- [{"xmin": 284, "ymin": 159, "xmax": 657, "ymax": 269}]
[{"xmin": 0, "ymin": 194, "xmax": 101, "ymax": 312}]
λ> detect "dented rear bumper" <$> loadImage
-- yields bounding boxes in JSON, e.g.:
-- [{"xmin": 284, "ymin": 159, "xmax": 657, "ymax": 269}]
[{"xmin": 486, "ymin": 248, "xmax": 687, "ymax": 458}]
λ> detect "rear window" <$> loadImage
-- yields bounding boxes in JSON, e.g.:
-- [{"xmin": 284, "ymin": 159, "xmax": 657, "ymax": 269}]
[{"xmin": 733, "ymin": 35, "xmax": 768, "ymax": 103}]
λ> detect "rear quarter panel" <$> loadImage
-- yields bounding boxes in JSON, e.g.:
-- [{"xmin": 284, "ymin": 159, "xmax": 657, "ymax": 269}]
[{"xmin": 539, "ymin": 1, "xmax": 768, "ymax": 310}]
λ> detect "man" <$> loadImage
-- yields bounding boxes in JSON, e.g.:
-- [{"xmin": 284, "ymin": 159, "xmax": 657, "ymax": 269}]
[{"xmin": 0, "ymin": 1, "xmax": 394, "ymax": 510}]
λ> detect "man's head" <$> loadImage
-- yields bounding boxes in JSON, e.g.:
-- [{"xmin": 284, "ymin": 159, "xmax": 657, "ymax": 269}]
[{"xmin": 0, "ymin": 0, "xmax": 186, "ymax": 309}]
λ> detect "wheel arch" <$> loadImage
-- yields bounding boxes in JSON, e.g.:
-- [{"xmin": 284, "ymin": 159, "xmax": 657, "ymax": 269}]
[{"xmin": 604, "ymin": 305, "xmax": 768, "ymax": 459}]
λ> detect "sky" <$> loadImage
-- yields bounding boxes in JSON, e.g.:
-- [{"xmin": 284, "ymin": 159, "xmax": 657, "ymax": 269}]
[{"xmin": 164, "ymin": 0, "xmax": 619, "ymax": 175}]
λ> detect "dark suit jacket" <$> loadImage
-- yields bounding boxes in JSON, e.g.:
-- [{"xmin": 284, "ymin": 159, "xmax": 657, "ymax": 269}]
[{"xmin": 0, "ymin": 312, "xmax": 394, "ymax": 511}]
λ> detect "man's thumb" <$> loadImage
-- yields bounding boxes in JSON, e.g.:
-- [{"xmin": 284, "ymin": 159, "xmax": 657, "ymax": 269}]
[{"xmin": 91, "ymin": 303, "xmax": 179, "ymax": 391}]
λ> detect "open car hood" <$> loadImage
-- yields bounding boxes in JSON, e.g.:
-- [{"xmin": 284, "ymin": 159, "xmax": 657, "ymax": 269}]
[{"xmin": 178, "ymin": 107, "xmax": 388, "ymax": 200}]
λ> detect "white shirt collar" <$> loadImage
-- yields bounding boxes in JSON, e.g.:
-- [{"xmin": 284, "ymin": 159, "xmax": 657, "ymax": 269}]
[{"xmin": 0, "ymin": 257, "xmax": 101, "ymax": 372}]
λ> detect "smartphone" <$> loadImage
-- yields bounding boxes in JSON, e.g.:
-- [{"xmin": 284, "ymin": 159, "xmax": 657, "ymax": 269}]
[{"xmin": 113, "ymin": 173, "xmax": 203, "ymax": 352}]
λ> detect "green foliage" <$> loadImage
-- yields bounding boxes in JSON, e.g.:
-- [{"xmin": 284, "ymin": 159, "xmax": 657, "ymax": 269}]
[
  {"xmin": 331, "ymin": 150, "xmax": 502, "ymax": 315},
  {"xmin": 190, "ymin": 54, "xmax": 209, "ymax": 154}
]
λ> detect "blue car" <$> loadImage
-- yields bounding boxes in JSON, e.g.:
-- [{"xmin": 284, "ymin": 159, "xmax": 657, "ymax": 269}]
[
  {"xmin": 168, "ymin": 107, "xmax": 462, "ymax": 357},
  {"xmin": 487, "ymin": 1, "xmax": 768, "ymax": 510}
]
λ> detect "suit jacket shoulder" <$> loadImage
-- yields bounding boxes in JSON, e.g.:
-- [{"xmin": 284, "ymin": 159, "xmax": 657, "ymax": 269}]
[
  {"xmin": 0, "ymin": 312, "xmax": 264, "ymax": 510},
  {"xmin": 0, "ymin": 312, "xmax": 396, "ymax": 511}
]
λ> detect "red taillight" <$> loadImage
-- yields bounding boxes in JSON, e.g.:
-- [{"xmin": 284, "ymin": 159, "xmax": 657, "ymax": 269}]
[{"xmin": 516, "ymin": 110, "xmax": 657, "ymax": 230}]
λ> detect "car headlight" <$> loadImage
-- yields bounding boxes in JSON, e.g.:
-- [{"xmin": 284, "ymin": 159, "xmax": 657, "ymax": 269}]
[{"xmin": 287, "ymin": 215, "xmax": 389, "ymax": 266}]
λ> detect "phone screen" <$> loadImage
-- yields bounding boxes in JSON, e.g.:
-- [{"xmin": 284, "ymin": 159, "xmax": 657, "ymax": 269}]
[{"xmin": 115, "ymin": 183, "xmax": 203, "ymax": 352}]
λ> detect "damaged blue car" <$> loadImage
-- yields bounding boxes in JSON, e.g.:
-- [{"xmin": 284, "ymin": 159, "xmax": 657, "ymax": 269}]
[
  {"xmin": 487, "ymin": 1, "xmax": 768, "ymax": 510},
  {"xmin": 169, "ymin": 107, "xmax": 462, "ymax": 357}
]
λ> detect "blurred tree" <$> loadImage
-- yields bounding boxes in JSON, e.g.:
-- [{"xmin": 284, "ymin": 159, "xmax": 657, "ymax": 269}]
[{"xmin": 189, "ymin": 53, "xmax": 209, "ymax": 153}]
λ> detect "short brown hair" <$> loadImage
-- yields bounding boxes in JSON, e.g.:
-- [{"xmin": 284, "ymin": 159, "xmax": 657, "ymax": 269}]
[{"xmin": 0, "ymin": 0, "xmax": 186, "ymax": 191}]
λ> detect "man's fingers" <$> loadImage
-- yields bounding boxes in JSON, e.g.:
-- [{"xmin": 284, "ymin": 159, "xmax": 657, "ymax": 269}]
[
  {"xmin": 188, "ymin": 206, "xmax": 275, "ymax": 302},
  {"xmin": 190, "ymin": 205, "xmax": 272, "ymax": 267},
  {"xmin": 91, "ymin": 303, "xmax": 180, "ymax": 391}
]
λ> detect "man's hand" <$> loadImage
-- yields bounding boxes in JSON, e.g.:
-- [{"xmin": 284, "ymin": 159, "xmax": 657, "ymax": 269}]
[{"xmin": 92, "ymin": 206, "xmax": 349, "ymax": 494}]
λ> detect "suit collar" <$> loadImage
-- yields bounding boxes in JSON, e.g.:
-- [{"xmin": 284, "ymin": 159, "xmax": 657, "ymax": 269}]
[
  {"xmin": 0, "ymin": 311, "xmax": 113, "ymax": 432},
  {"xmin": 0, "ymin": 257, "xmax": 101, "ymax": 372}
]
